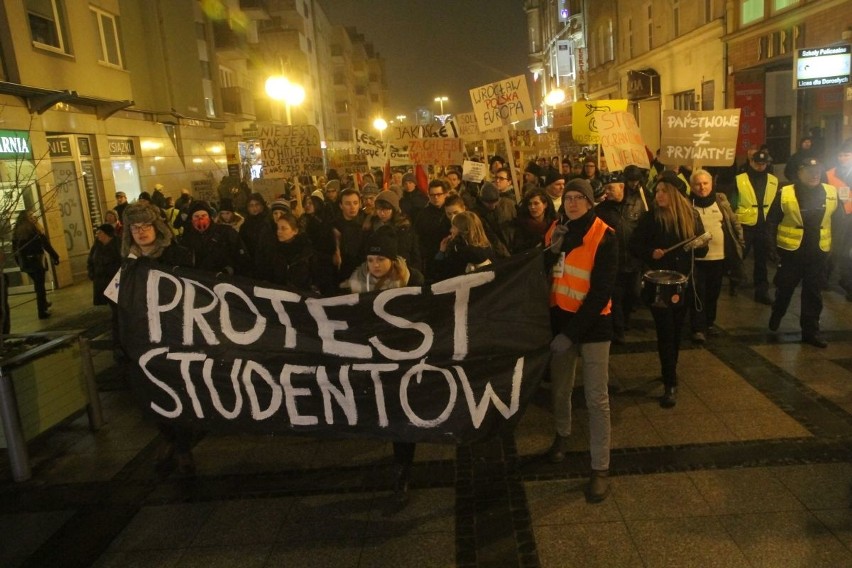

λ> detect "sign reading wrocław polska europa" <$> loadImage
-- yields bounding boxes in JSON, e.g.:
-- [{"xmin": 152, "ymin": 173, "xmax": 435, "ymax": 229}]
[
  {"xmin": 117, "ymin": 252, "xmax": 551, "ymax": 443},
  {"xmin": 571, "ymin": 100, "xmax": 629, "ymax": 144},
  {"xmin": 257, "ymin": 123, "xmax": 324, "ymax": 178},
  {"xmin": 596, "ymin": 111, "xmax": 650, "ymax": 171},
  {"xmin": 469, "ymin": 74, "xmax": 534, "ymax": 132},
  {"xmin": 660, "ymin": 109, "xmax": 742, "ymax": 166}
]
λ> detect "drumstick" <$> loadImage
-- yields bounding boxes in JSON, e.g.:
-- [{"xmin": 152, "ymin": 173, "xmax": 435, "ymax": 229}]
[{"xmin": 661, "ymin": 236, "xmax": 696, "ymax": 254}]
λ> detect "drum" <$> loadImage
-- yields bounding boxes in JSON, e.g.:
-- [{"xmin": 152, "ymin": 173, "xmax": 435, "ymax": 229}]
[{"xmin": 641, "ymin": 270, "xmax": 688, "ymax": 308}]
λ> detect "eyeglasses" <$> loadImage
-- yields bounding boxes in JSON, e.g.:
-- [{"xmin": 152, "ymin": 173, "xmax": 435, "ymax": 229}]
[
  {"xmin": 130, "ymin": 223, "xmax": 154, "ymax": 232},
  {"xmin": 429, "ymin": 192, "xmax": 445, "ymax": 197},
  {"xmin": 495, "ymin": 176, "xmax": 509, "ymax": 182},
  {"xmin": 563, "ymin": 195, "xmax": 588, "ymax": 204}
]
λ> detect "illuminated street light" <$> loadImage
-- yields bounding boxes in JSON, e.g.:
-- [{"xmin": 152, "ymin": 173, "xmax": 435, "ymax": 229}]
[
  {"xmin": 265, "ymin": 75, "xmax": 305, "ymax": 125},
  {"xmin": 434, "ymin": 96, "xmax": 448, "ymax": 114},
  {"xmin": 395, "ymin": 114, "xmax": 407, "ymax": 122},
  {"xmin": 373, "ymin": 117, "xmax": 388, "ymax": 139},
  {"xmin": 544, "ymin": 88, "xmax": 566, "ymax": 106}
]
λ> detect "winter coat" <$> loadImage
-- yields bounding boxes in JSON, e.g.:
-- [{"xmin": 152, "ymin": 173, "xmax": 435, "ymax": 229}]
[
  {"xmin": 595, "ymin": 187, "xmax": 649, "ymax": 273},
  {"xmin": 348, "ymin": 256, "xmax": 424, "ymax": 293},
  {"xmin": 87, "ymin": 238, "xmax": 122, "ymax": 305},
  {"xmin": 179, "ymin": 223, "xmax": 250, "ymax": 276}
]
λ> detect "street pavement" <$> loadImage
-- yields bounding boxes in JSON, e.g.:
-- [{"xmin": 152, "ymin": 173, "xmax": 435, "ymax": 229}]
[{"xmin": 1, "ymin": 265, "xmax": 851, "ymax": 567}]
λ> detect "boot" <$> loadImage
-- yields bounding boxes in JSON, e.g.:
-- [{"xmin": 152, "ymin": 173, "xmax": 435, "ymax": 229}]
[
  {"xmin": 660, "ymin": 385, "xmax": 677, "ymax": 408},
  {"xmin": 547, "ymin": 434, "xmax": 571, "ymax": 463},
  {"xmin": 586, "ymin": 470, "xmax": 611, "ymax": 503}
]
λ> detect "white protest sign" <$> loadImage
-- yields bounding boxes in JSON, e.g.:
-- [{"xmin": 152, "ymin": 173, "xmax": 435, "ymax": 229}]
[
  {"xmin": 389, "ymin": 122, "xmax": 459, "ymax": 144},
  {"xmin": 469, "ymin": 74, "xmax": 534, "ymax": 132},
  {"xmin": 462, "ymin": 160, "xmax": 487, "ymax": 183},
  {"xmin": 257, "ymin": 123, "xmax": 323, "ymax": 178},
  {"xmin": 388, "ymin": 143, "xmax": 411, "ymax": 166},
  {"xmin": 596, "ymin": 111, "xmax": 650, "ymax": 171},
  {"xmin": 454, "ymin": 112, "xmax": 481, "ymax": 141},
  {"xmin": 660, "ymin": 109, "xmax": 741, "ymax": 166},
  {"xmin": 354, "ymin": 127, "xmax": 387, "ymax": 169}
]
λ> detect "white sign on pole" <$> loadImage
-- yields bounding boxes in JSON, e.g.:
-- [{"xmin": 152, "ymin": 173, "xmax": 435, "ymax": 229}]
[
  {"xmin": 462, "ymin": 160, "xmax": 487, "ymax": 183},
  {"xmin": 257, "ymin": 123, "xmax": 323, "ymax": 178},
  {"xmin": 469, "ymin": 74, "xmax": 534, "ymax": 132}
]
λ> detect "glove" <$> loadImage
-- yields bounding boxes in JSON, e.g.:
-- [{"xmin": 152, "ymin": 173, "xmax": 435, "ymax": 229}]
[{"xmin": 550, "ymin": 333, "xmax": 573, "ymax": 353}]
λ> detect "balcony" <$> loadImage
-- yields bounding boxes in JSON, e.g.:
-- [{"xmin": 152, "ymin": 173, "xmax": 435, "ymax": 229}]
[
  {"xmin": 221, "ymin": 86, "xmax": 256, "ymax": 117},
  {"xmin": 213, "ymin": 21, "xmax": 249, "ymax": 61},
  {"xmin": 239, "ymin": 0, "xmax": 269, "ymax": 19}
]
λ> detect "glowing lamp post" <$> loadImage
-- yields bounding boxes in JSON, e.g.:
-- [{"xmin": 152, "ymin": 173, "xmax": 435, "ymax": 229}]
[
  {"xmin": 373, "ymin": 117, "xmax": 388, "ymax": 139},
  {"xmin": 265, "ymin": 75, "xmax": 305, "ymax": 125}
]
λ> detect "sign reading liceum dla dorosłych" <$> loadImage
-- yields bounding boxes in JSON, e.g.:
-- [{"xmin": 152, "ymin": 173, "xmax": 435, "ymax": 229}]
[
  {"xmin": 469, "ymin": 75, "xmax": 534, "ymax": 132},
  {"xmin": 257, "ymin": 123, "xmax": 323, "ymax": 178},
  {"xmin": 660, "ymin": 109, "xmax": 742, "ymax": 166}
]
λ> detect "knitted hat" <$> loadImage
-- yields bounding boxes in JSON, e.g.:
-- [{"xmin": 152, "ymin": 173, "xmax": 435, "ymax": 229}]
[
  {"xmin": 325, "ymin": 179, "xmax": 341, "ymax": 193},
  {"xmin": 401, "ymin": 172, "xmax": 416, "ymax": 185},
  {"xmin": 375, "ymin": 190, "xmax": 400, "ymax": 212},
  {"xmin": 247, "ymin": 192, "xmax": 266, "ymax": 207},
  {"xmin": 365, "ymin": 227, "xmax": 398, "ymax": 259},
  {"xmin": 524, "ymin": 160, "xmax": 541, "ymax": 176},
  {"xmin": 655, "ymin": 171, "xmax": 688, "ymax": 195},
  {"xmin": 219, "ymin": 198, "xmax": 234, "ymax": 212},
  {"xmin": 270, "ymin": 198, "xmax": 291, "ymax": 213},
  {"xmin": 96, "ymin": 223, "xmax": 115, "ymax": 238},
  {"xmin": 564, "ymin": 178, "xmax": 594, "ymax": 204},
  {"xmin": 361, "ymin": 183, "xmax": 380, "ymax": 197},
  {"xmin": 544, "ymin": 170, "xmax": 564, "ymax": 188},
  {"xmin": 138, "ymin": 191, "xmax": 152, "ymax": 202},
  {"xmin": 480, "ymin": 182, "xmax": 500, "ymax": 203},
  {"xmin": 187, "ymin": 200, "xmax": 212, "ymax": 217},
  {"xmin": 311, "ymin": 188, "xmax": 324, "ymax": 199}
]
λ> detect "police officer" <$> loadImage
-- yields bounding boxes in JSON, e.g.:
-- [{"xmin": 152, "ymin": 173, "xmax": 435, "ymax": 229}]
[
  {"xmin": 734, "ymin": 149, "xmax": 778, "ymax": 304},
  {"xmin": 767, "ymin": 158, "xmax": 845, "ymax": 347}
]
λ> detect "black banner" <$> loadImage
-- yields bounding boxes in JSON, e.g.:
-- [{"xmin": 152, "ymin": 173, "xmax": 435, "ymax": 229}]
[{"xmin": 118, "ymin": 251, "xmax": 551, "ymax": 444}]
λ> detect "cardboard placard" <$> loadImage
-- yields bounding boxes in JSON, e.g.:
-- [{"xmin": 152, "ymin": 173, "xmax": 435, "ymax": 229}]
[
  {"xmin": 257, "ymin": 123, "xmax": 323, "ymax": 178},
  {"xmin": 571, "ymin": 100, "xmax": 629, "ymax": 144},
  {"xmin": 596, "ymin": 111, "xmax": 650, "ymax": 171},
  {"xmin": 469, "ymin": 74, "xmax": 534, "ymax": 132},
  {"xmin": 660, "ymin": 109, "xmax": 741, "ymax": 166}
]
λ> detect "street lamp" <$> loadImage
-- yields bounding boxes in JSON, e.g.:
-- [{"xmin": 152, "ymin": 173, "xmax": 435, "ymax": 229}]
[
  {"xmin": 395, "ymin": 114, "xmax": 407, "ymax": 123},
  {"xmin": 373, "ymin": 117, "xmax": 388, "ymax": 140},
  {"xmin": 545, "ymin": 88, "xmax": 566, "ymax": 106},
  {"xmin": 265, "ymin": 75, "xmax": 305, "ymax": 125},
  {"xmin": 434, "ymin": 96, "xmax": 448, "ymax": 114}
]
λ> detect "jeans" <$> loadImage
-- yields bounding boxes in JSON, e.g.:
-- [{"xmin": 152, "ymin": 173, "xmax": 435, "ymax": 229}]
[
  {"xmin": 550, "ymin": 341, "xmax": 611, "ymax": 471},
  {"xmin": 691, "ymin": 260, "xmax": 725, "ymax": 332},
  {"xmin": 651, "ymin": 303, "xmax": 687, "ymax": 387},
  {"xmin": 26, "ymin": 268, "xmax": 49, "ymax": 315}
]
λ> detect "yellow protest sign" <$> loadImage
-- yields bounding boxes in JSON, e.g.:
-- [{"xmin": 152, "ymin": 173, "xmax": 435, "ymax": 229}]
[{"xmin": 571, "ymin": 100, "xmax": 628, "ymax": 144}]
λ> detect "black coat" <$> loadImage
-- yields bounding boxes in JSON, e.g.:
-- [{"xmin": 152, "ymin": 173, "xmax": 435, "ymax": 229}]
[
  {"xmin": 13, "ymin": 230, "xmax": 60, "ymax": 274},
  {"xmin": 180, "ymin": 223, "xmax": 250, "ymax": 276},
  {"xmin": 87, "ymin": 238, "xmax": 122, "ymax": 305},
  {"xmin": 260, "ymin": 233, "xmax": 325, "ymax": 295},
  {"xmin": 629, "ymin": 209, "xmax": 707, "ymax": 276}
]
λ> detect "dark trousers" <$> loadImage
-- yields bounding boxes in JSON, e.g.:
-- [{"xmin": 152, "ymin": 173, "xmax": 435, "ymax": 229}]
[
  {"xmin": 651, "ymin": 303, "xmax": 687, "ymax": 388},
  {"xmin": 611, "ymin": 271, "xmax": 639, "ymax": 337},
  {"xmin": 1, "ymin": 274, "xmax": 10, "ymax": 334},
  {"xmin": 691, "ymin": 260, "xmax": 725, "ymax": 332},
  {"xmin": 773, "ymin": 249, "xmax": 827, "ymax": 336},
  {"xmin": 26, "ymin": 268, "xmax": 49, "ymax": 315},
  {"xmin": 392, "ymin": 442, "xmax": 416, "ymax": 471},
  {"xmin": 743, "ymin": 225, "xmax": 771, "ymax": 293}
]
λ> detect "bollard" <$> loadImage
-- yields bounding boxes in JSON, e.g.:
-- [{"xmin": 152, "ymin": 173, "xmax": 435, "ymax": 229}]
[
  {"xmin": 78, "ymin": 337, "xmax": 104, "ymax": 431},
  {"xmin": 0, "ymin": 368, "xmax": 31, "ymax": 482}
]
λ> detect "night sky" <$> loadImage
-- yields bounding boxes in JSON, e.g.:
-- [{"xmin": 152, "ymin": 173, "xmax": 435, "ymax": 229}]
[{"xmin": 325, "ymin": 0, "xmax": 530, "ymax": 119}]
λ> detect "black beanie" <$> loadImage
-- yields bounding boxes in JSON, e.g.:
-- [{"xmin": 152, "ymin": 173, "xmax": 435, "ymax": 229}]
[
  {"xmin": 187, "ymin": 200, "xmax": 213, "ymax": 217},
  {"xmin": 365, "ymin": 227, "xmax": 398, "ymax": 259},
  {"xmin": 219, "ymin": 198, "xmax": 234, "ymax": 212}
]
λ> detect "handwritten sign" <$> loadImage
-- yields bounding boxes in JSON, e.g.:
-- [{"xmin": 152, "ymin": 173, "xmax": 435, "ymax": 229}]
[
  {"xmin": 660, "ymin": 109, "xmax": 741, "ymax": 166},
  {"xmin": 389, "ymin": 122, "xmax": 460, "ymax": 144},
  {"xmin": 258, "ymin": 123, "xmax": 323, "ymax": 178},
  {"xmin": 354, "ymin": 128, "xmax": 386, "ymax": 169},
  {"xmin": 118, "ymin": 253, "xmax": 551, "ymax": 443},
  {"xmin": 462, "ymin": 160, "xmax": 487, "ymax": 183},
  {"xmin": 596, "ymin": 111, "xmax": 650, "ymax": 171},
  {"xmin": 408, "ymin": 138, "xmax": 465, "ymax": 166},
  {"xmin": 469, "ymin": 75, "xmax": 534, "ymax": 132},
  {"xmin": 454, "ymin": 112, "xmax": 481, "ymax": 141},
  {"xmin": 388, "ymin": 143, "xmax": 411, "ymax": 167},
  {"xmin": 571, "ymin": 100, "xmax": 629, "ymax": 144}
]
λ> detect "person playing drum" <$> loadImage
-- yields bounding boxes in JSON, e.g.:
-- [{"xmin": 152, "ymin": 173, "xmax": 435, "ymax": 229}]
[{"xmin": 630, "ymin": 172, "xmax": 708, "ymax": 408}]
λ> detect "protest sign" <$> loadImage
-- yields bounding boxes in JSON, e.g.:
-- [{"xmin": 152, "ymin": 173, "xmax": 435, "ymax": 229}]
[
  {"xmin": 571, "ymin": 100, "xmax": 629, "ymax": 144},
  {"xmin": 354, "ymin": 128, "xmax": 387, "ymax": 169},
  {"xmin": 257, "ymin": 123, "xmax": 323, "ymax": 178},
  {"xmin": 118, "ymin": 252, "xmax": 551, "ymax": 443},
  {"xmin": 454, "ymin": 112, "xmax": 481, "ymax": 141},
  {"xmin": 250, "ymin": 178, "xmax": 287, "ymax": 204},
  {"xmin": 388, "ymin": 143, "xmax": 411, "ymax": 167},
  {"xmin": 462, "ymin": 160, "xmax": 487, "ymax": 183},
  {"xmin": 596, "ymin": 111, "xmax": 650, "ymax": 171},
  {"xmin": 408, "ymin": 138, "xmax": 465, "ymax": 166},
  {"xmin": 469, "ymin": 74, "xmax": 534, "ymax": 132},
  {"xmin": 328, "ymin": 152, "xmax": 369, "ymax": 174},
  {"xmin": 389, "ymin": 122, "xmax": 460, "ymax": 145},
  {"xmin": 660, "ymin": 109, "xmax": 741, "ymax": 166},
  {"xmin": 536, "ymin": 132, "xmax": 561, "ymax": 156},
  {"xmin": 552, "ymin": 106, "xmax": 572, "ymax": 129}
]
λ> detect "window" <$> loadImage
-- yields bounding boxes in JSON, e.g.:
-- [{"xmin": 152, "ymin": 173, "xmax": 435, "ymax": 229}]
[
  {"xmin": 605, "ymin": 19, "xmax": 614, "ymax": 62},
  {"xmin": 91, "ymin": 7, "xmax": 123, "ymax": 67},
  {"xmin": 219, "ymin": 66, "xmax": 234, "ymax": 88},
  {"xmin": 673, "ymin": 90, "xmax": 696, "ymax": 110},
  {"xmin": 647, "ymin": 4, "xmax": 653, "ymax": 50},
  {"xmin": 740, "ymin": 0, "xmax": 765, "ymax": 26},
  {"xmin": 673, "ymin": 0, "xmax": 680, "ymax": 37},
  {"xmin": 773, "ymin": 0, "xmax": 798, "ymax": 11},
  {"xmin": 27, "ymin": 0, "xmax": 69, "ymax": 52},
  {"xmin": 626, "ymin": 17, "xmax": 633, "ymax": 59},
  {"xmin": 701, "ymin": 80, "xmax": 715, "ymax": 110},
  {"xmin": 200, "ymin": 60, "xmax": 212, "ymax": 80},
  {"xmin": 704, "ymin": 0, "xmax": 714, "ymax": 23}
]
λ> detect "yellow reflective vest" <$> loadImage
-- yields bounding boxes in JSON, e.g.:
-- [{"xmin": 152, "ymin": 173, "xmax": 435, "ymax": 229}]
[
  {"xmin": 546, "ymin": 217, "xmax": 612, "ymax": 314},
  {"xmin": 776, "ymin": 184, "xmax": 838, "ymax": 252},
  {"xmin": 735, "ymin": 172, "xmax": 778, "ymax": 226}
]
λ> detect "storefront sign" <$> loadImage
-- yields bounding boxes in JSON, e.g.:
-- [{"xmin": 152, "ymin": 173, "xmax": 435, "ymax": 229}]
[
  {"xmin": 661, "ymin": 109, "xmax": 741, "ymax": 166},
  {"xmin": 627, "ymin": 69, "xmax": 660, "ymax": 100},
  {"xmin": 47, "ymin": 136, "xmax": 73, "ymax": 157},
  {"xmin": 795, "ymin": 44, "xmax": 851, "ymax": 89},
  {"xmin": 757, "ymin": 25, "xmax": 801, "ymax": 62},
  {"xmin": 117, "ymin": 252, "xmax": 551, "ymax": 443},
  {"xmin": 109, "ymin": 138, "xmax": 135, "ymax": 156},
  {"xmin": 469, "ymin": 74, "xmax": 534, "ymax": 132},
  {"xmin": 0, "ymin": 130, "xmax": 33, "ymax": 160}
]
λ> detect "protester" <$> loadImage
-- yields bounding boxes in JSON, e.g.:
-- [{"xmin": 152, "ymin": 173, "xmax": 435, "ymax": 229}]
[
  {"xmin": 87, "ymin": 224, "xmax": 122, "ymax": 357},
  {"xmin": 214, "ymin": 198, "xmax": 244, "ymax": 232},
  {"xmin": 257, "ymin": 212, "xmax": 325, "ymax": 295},
  {"xmin": 333, "ymin": 188, "xmax": 366, "ymax": 285},
  {"xmin": 434, "ymin": 211, "xmax": 495, "ymax": 279},
  {"xmin": 363, "ymin": 190, "xmax": 421, "ymax": 270},
  {"xmin": 543, "ymin": 177, "xmax": 617, "ymax": 503},
  {"xmin": 400, "ymin": 172, "xmax": 428, "ymax": 219},
  {"xmin": 13, "ymin": 210, "xmax": 60, "ymax": 320},
  {"xmin": 825, "ymin": 138, "xmax": 852, "ymax": 300},
  {"xmin": 414, "ymin": 179, "xmax": 451, "ymax": 280},
  {"xmin": 510, "ymin": 187, "xmax": 557, "ymax": 253},
  {"xmin": 474, "ymin": 182, "xmax": 515, "ymax": 258},
  {"xmin": 179, "ymin": 201, "xmax": 250, "ymax": 276},
  {"xmin": 239, "ymin": 192, "xmax": 273, "ymax": 264},
  {"xmin": 630, "ymin": 172, "xmax": 708, "ymax": 408}
]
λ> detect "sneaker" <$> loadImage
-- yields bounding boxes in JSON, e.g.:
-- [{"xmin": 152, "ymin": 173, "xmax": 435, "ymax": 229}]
[
  {"xmin": 801, "ymin": 334, "xmax": 828, "ymax": 348},
  {"xmin": 691, "ymin": 331, "xmax": 706, "ymax": 343},
  {"xmin": 585, "ymin": 470, "xmax": 611, "ymax": 503},
  {"xmin": 660, "ymin": 386, "xmax": 677, "ymax": 408}
]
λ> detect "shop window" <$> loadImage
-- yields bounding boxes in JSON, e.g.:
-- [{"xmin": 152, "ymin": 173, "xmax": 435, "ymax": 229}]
[
  {"xmin": 91, "ymin": 7, "xmax": 123, "ymax": 68},
  {"xmin": 740, "ymin": 0, "xmax": 764, "ymax": 26},
  {"xmin": 26, "ymin": 0, "xmax": 70, "ymax": 53},
  {"xmin": 673, "ymin": 90, "xmax": 696, "ymax": 110}
]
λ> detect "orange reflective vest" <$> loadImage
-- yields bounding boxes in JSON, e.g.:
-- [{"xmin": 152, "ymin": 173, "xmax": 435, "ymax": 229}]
[{"xmin": 546, "ymin": 216, "xmax": 613, "ymax": 314}]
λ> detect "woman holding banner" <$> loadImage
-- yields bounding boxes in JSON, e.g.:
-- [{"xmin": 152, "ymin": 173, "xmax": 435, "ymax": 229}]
[
  {"xmin": 121, "ymin": 202, "xmax": 197, "ymax": 475},
  {"xmin": 629, "ymin": 173, "xmax": 708, "ymax": 408}
]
